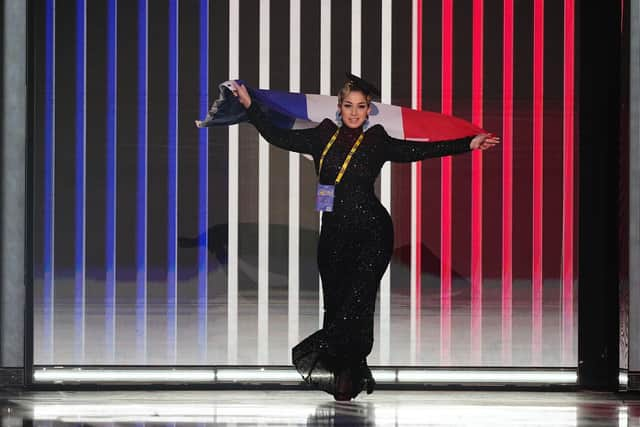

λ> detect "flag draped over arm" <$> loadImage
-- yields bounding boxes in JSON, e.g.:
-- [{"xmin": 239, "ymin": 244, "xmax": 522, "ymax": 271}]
[{"xmin": 196, "ymin": 80, "xmax": 485, "ymax": 141}]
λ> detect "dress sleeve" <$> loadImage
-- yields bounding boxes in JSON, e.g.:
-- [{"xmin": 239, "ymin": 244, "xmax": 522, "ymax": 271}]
[
  {"xmin": 382, "ymin": 126, "xmax": 473, "ymax": 163},
  {"xmin": 245, "ymin": 101, "xmax": 321, "ymax": 155}
]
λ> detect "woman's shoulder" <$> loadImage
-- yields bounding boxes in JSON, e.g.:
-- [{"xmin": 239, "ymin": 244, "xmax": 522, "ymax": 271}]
[
  {"xmin": 318, "ymin": 118, "xmax": 337, "ymax": 130},
  {"xmin": 365, "ymin": 123, "xmax": 388, "ymax": 138}
]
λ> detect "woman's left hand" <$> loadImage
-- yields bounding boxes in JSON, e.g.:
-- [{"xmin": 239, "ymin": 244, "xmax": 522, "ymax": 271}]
[{"xmin": 470, "ymin": 133, "xmax": 501, "ymax": 150}]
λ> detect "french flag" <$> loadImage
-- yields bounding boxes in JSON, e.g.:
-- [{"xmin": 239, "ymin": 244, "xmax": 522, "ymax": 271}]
[{"xmin": 196, "ymin": 80, "xmax": 484, "ymax": 141}]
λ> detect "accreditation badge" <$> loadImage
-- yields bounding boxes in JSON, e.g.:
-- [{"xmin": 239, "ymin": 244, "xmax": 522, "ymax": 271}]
[{"xmin": 315, "ymin": 184, "xmax": 335, "ymax": 212}]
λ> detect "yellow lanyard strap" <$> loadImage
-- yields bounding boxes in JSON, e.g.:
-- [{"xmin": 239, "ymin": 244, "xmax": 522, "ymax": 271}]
[{"xmin": 318, "ymin": 129, "xmax": 365, "ymax": 184}]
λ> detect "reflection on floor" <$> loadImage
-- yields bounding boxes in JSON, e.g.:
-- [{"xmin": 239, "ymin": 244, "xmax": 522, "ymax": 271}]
[{"xmin": 2, "ymin": 390, "xmax": 640, "ymax": 426}]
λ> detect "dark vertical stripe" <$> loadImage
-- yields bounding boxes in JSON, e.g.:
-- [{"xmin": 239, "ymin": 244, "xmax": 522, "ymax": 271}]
[
  {"xmin": 268, "ymin": 0, "xmax": 291, "ymax": 363},
  {"xmin": 148, "ymin": 0, "xmax": 170, "ymax": 363},
  {"xmin": 330, "ymin": 0, "xmax": 351, "ymax": 94},
  {"xmin": 481, "ymin": 0, "xmax": 504, "ymax": 365},
  {"xmin": 362, "ymin": 0, "xmax": 382, "ymax": 199},
  {"xmin": 54, "ymin": 0, "xmax": 77, "ymax": 363},
  {"xmin": 115, "ymin": 0, "xmax": 140, "ymax": 363},
  {"xmin": 197, "ymin": 0, "xmax": 209, "ymax": 362},
  {"xmin": 451, "ymin": 0, "xmax": 474, "ymax": 364},
  {"xmin": 104, "ymin": 0, "xmax": 117, "ymax": 362},
  {"xmin": 361, "ymin": 0, "xmax": 382, "ymax": 90},
  {"xmin": 299, "ymin": 0, "xmax": 321, "ymax": 339},
  {"xmin": 167, "ymin": 0, "xmax": 178, "ymax": 363},
  {"xmin": 238, "ymin": 0, "xmax": 260, "ymax": 364},
  {"xmin": 420, "ymin": 0, "xmax": 443, "ymax": 363},
  {"xmin": 40, "ymin": 0, "xmax": 54, "ymax": 363},
  {"xmin": 135, "ymin": 0, "xmax": 148, "ymax": 362},
  {"xmin": 208, "ymin": 0, "xmax": 230, "ymax": 364},
  {"xmin": 390, "ymin": 0, "xmax": 412, "ymax": 364},
  {"xmin": 512, "ymin": 0, "xmax": 534, "ymax": 364},
  {"xmin": 542, "ymin": 0, "xmax": 563, "ymax": 365},
  {"xmin": 177, "ymin": 0, "xmax": 200, "ymax": 363},
  {"xmin": 86, "ymin": 0, "xmax": 108, "ymax": 362}
]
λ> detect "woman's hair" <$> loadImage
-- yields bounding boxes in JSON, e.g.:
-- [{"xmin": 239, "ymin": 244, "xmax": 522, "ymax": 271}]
[{"xmin": 338, "ymin": 80, "xmax": 373, "ymax": 105}]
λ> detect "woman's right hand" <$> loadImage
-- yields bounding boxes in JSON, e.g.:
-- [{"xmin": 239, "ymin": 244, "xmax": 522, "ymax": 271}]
[{"xmin": 230, "ymin": 80, "xmax": 251, "ymax": 109}]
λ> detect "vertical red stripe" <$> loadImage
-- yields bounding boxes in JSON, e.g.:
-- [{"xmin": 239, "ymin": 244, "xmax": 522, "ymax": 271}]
[
  {"xmin": 415, "ymin": 0, "xmax": 423, "ymax": 357},
  {"xmin": 562, "ymin": 0, "xmax": 575, "ymax": 364},
  {"xmin": 440, "ymin": 0, "xmax": 453, "ymax": 364},
  {"xmin": 501, "ymin": 0, "xmax": 514, "ymax": 365},
  {"xmin": 532, "ymin": 0, "xmax": 544, "ymax": 364},
  {"xmin": 471, "ymin": 0, "xmax": 484, "ymax": 363}
]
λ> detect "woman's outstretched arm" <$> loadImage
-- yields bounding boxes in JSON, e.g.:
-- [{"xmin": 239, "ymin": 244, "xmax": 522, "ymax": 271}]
[
  {"xmin": 234, "ymin": 81, "xmax": 325, "ymax": 155},
  {"xmin": 381, "ymin": 126, "xmax": 500, "ymax": 163}
]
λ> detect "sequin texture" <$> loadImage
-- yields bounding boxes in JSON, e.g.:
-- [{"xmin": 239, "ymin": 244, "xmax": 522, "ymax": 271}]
[{"xmin": 246, "ymin": 101, "xmax": 472, "ymax": 399}]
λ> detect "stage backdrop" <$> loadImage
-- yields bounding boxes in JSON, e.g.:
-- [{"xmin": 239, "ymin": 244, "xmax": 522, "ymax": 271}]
[{"xmin": 31, "ymin": 0, "xmax": 577, "ymax": 367}]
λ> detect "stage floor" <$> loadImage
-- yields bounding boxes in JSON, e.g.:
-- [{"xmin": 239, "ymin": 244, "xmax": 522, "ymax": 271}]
[{"xmin": 2, "ymin": 389, "xmax": 639, "ymax": 426}]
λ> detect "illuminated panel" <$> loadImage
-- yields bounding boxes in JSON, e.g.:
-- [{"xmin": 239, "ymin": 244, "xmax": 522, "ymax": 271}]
[
  {"xmin": 105, "ymin": 0, "xmax": 117, "ymax": 363},
  {"xmin": 471, "ymin": 0, "xmax": 484, "ymax": 363},
  {"xmin": 258, "ymin": 0, "xmax": 270, "ymax": 364},
  {"xmin": 351, "ymin": 0, "xmax": 361, "ymax": 75},
  {"xmin": 562, "ymin": 0, "xmax": 575, "ymax": 365},
  {"xmin": 228, "ymin": 0, "xmax": 239, "ymax": 364},
  {"xmin": 319, "ymin": 0, "xmax": 331, "ymax": 328},
  {"xmin": 410, "ymin": 0, "xmax": 422, "ymax": 364},
  {"xmin": 288, "ymin": 0, "xmax": 301, "ymax": 352},
  {"xmin": 32, "ymin": 367, "xmax": 577, "ymax": 385},
  {"xmin": 441, "ymin": 0, "xmax": 453, "ymax": 364},
  {"xmin": 135, "ymin": 0, "xmax": 149, "ymax": 363},
  {"xmin": 74, "ymin": 0, "xmax": 86, "ymax": 362},
  {"xmin": 532, "ymin": 0, "xmax": 544, "ymax": 364},
  {"xmin": 379, "ymin": 0, "xmax": 392, "ymax": 365},
  {"xmin": 198, "ymin": 0, "xmax": 209, "ymax": 362},
  {"xmin": 167, "ymin": 0, "xmax": 178, "ymax": 363},
  {"xmin": 43, "ymin": 0, "xmax": 56, "ymax": 364},
  {"xmin": 502, "ymin": 0, "xmax": 514, "ymax": 365}
]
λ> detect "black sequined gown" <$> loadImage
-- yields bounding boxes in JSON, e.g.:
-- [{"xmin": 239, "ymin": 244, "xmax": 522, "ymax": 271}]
[{"xmin": 246, "ymin": 101, "xmax": 472, "ymax": 398}]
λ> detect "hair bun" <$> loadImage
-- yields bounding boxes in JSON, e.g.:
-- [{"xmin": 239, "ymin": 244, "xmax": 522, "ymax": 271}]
[{"xmin": 345, "ymin": 73, "xmax": 381, "ymax": 98}]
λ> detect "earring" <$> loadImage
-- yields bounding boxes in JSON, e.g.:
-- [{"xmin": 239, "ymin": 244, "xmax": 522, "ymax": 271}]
[
  {"xmin": 363, "ymin": 115, "xmax": 370, "ymax": 131},
  {"xmin": 335, "ymin": 110, "xmax": 343, "ymax": 127}
]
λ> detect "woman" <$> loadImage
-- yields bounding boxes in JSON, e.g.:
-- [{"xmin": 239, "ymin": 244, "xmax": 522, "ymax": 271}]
[{"xmin": 231, "ymin": 75, "xmax": 499, "ymax": 400}]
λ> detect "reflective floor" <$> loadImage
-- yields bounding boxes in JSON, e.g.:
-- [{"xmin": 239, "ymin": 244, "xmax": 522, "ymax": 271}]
[{"xmin": 2, "ymin": 390, "xmax": 640, "ymax": 426}]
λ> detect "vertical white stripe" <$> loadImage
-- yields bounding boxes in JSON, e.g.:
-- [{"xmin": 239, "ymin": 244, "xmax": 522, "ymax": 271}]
[
  {"xmin": 141, "ymin": 0, "xmax": 149, "ymax": 363},
  {"xmin": 49, "ymin": 0, "xmax": 56, "ymax": 364},
  {"xmin": 171, "ymin": 0, "xmax": 178, "ymax": 365},
  {"xmin": 351, "ymin": 0, "xmax": 361, "ymax": 76},
  {"xmin": 110, "ymin": 0, "xmax": 117, "ymax": 363},
  {"xmin": 288, "ymin": 0, "xmax": 301, "ymax": 351},
  {"xmin": 409, "ymin": 0, "xmax": 419, "ymax": 364},
  {"xmin": 228, "ymin": 0, "xmax": 240, "ymax": 364},
  {"xmin": 319, "ymin": 0, "xmax": 331, "ymax": 328},
  {"xmin": 80, "ymin": 0, "xmax": 87, "ymax": 362},
  {"xmin": 257, "ymin": 0, "xmax": 270, "ymax": 364},
  {"xmin": 320, "ymin": 0, "xmax": 331, "ymax": 96},
  {"xmin": 379, "ymin": 0, "xmax": 392, "ymax": 365}
]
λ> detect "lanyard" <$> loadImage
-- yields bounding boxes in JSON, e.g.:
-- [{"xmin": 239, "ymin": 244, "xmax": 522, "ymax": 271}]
[{"xmin": 318, "ymin": 128, "xmax": 365, "ymax": 184}]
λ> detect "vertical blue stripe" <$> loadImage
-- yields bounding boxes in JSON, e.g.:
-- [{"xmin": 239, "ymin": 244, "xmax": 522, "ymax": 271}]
[
  {"xmin": 136, "ymin": 0, "xmax": 148, "ymax": 362},
  {"xmin": 167, "ymin": 0, "xmax": 178, "ymax": 362},
  {"xmin": 105, "ymin": 0, "xmax": 117, "ymax": 362},
  {"xmin": 43, "ymin": 0, "xmax": 55, "ymax": 363},
  {"xmin": 74, "ymin": 0, "xmax": 86, "ymax": 362},
  {"xmin": 198, "ymin": 0, "xmax": 209, "ymax": 361}
]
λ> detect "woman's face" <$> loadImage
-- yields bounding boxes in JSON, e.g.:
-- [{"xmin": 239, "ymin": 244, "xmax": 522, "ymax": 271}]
[{"xmin": 339, "ymin": 90, "xmax": 371, "ymax": 128}]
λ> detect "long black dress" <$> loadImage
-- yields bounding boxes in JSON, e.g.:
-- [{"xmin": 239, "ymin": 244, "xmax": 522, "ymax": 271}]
[{"xmin": 246, "ymin": 101, "xmax": 472, "ymax": 398}]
